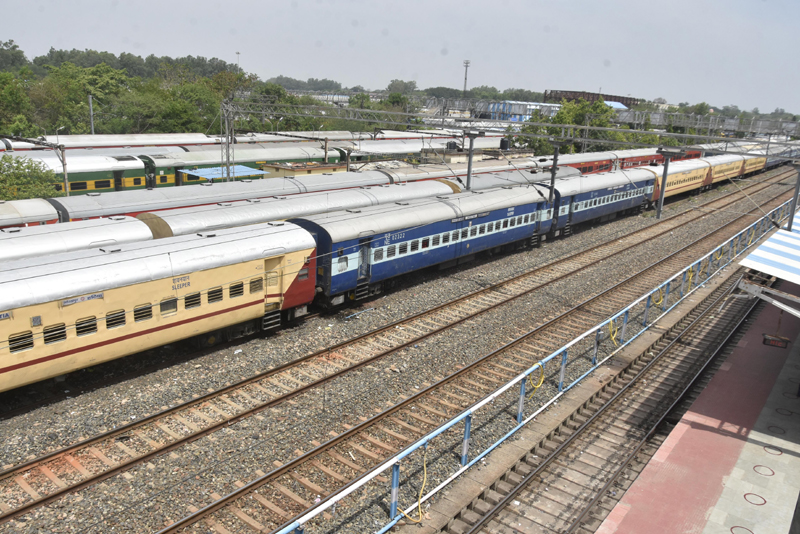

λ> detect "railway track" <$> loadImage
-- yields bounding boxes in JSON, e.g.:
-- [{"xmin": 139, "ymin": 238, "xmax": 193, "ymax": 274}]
[
  {"xmin": 448, "ymin": 271, "xmax": 762, "ymax": 534},
  {"xmin": 151, "ymin": 190, "xmax": 790, "ymax": 532},
  {"xmin": 0, "ymin": 170, "xmax": 792, "ymax": 528}
]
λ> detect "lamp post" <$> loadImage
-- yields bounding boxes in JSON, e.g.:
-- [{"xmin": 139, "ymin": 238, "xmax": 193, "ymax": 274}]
[
  {"xmin": 655, "ymin": 147, "xmax": 686, "ymax": 220},
  {"xmin": 463, "ymin": 60, "xmax": 470, "ymax": 97},
  {"xmin": 264, "ymin": 118, "xmax": 273, "ymax": 132},
  {"xmin": 788, "ymin": 161, "xmax": 800, "ymax": 232},
  {"xmin": 464, "ymin": 130, "xmax": 485, "ymax": 191}
]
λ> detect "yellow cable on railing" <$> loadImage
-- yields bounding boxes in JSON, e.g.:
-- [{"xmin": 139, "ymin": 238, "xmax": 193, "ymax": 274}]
[
  {"xmin": 527, "ymin": 362, "xmax": 545, "ymax": 399},
  {"xmin": 609, "ymin": 319, "xmax": 619, "ymax": 347},
  {"xmin": 400, "ymin": 446, "xmax": 429, "ymax": 524},
  {"xmin": 747, "ymin": 227, "xmax": 755, "ymax": 246},
  {"xmin": 652, "ymin": 287, "xmax": 664, "ymax": 306}
]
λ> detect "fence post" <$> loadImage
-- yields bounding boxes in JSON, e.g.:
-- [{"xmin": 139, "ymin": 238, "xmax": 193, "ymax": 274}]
[
  {"xmin": 517, "ymin": 379, "xmax": 526, "ymax": 424},
  {"xmin": 294, "ymin": 526, "xmax": 305, "ymax": 534},
  {"xmin": 680, "ymin": 271, "xmax": 687, "ymax": 297},
  {"xmin": 620, "ymin": 310, "xmax": 629, "ymax": 342},
  {"xmin": 390, "ymin": 462, "xmax": 401, "ymax": 519},
  {"xmin": 461, "ymin": 414, "xmax": 472, "ymax": 466},
  {"xmin": 558, "ymin": 350, "xmax": 568, "ymax": 392},
  {"xmin": 663, "ymin": 281, "xmax": 671, "ymax": 311},
  {"xmin": 592, "ymin": 330, "xmax": 600, "ymax": 365},
  {"xmin": 643, "ymin": 295, "xmax": 651, "ymax": 326}
]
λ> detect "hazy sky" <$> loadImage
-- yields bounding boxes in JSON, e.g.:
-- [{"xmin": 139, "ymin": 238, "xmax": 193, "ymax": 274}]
[{"xmin": 5, "ymin": 0, "xmax": 799, "ymax": 112}]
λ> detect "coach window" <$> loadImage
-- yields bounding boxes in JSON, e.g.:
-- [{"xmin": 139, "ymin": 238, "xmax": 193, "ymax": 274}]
[
  {"xmin": 134, "ymin": 304, "xmax": 153, "ymax": 322},
  {"xmin": 479, "ymin": 225, "xmax": 485, "ymax": 235},
  {"xmin": 76, "ymin": 316, "xmax": 98, "ymax": 336},
  {"xmin": 160, "ymin": 176, "xmax": 168, "ymax": 183},
  {"xmin": 43, "ymin": 324, "xmax": 67, "ymax": 345},
  {"xmin": 229, "ymin": 282, "xmax": 244, "ymax": 298},
  {"xmin": 95, "ymin": 180, "xmax": 111, "ymax": 189},
  {"xmin": 451, "ymin": 231, "xmax": 459, "ymax": 242},
  {"xmin": 399, "ymin": 243, "xmax": 408, "ymax": 255},
  {"xmin": 267, "ymin": 272, "xmax": 279, "ymax": 287},
  {"xmin": 510, "ymin": 218, "xmax": 516, "ymax": 227},
  {"xmin": 432, "ymin": 235, "xmax": 440, "ymax": 246},
  {"xmin": 373, "ymin": 248, "xmax": 384, "ymax": 262},
  {"xmin": 410, "ymin": 240, "xmax": 420, "ymax": 252},
  {"xmin": 387, "ymin": 245, "xmax": 396, "ymax": 258},
  {"xmin": 208, "ymin": 287, "xmax": 223, "ymax": 303},
  {"xmin": 337, "ymin": 256, "xmax": 349, "ymax": 271},
  {"xmin": 185, "ymin": 292, "xmax": 202, "ymax": 308},
  {"xmin": 299, "ymin": 268, "xmax": 309, "ymax": 280},
  {"xmin": 8, "ymin": 331, "xmax": 34, "ymax": 353},
  {"xmin": 70, "ymin": 182, "xmax": 87, "ymax": 191},
  {"xmin": 160, "ymin": 298, "xmax": 178, "ymax": 315},
  {"xmin": 250, "ymin": 277, "xmax": 264, "ymax": 293},
  {"xmin": 106, "ymin": 310, "xmax": 126, "ymax": 329},
  {"xmin": 503, "ymin": 219, "xmax": 509, "ymax": 229},
  {"xmin": 421, "ymin": 238, "xmax": 430, "ymax": 249},
  {"xmin": 133, "ymin": 178, "xmax": 142, "ymax": 186},
  {"xmin": 442, "ymin": 233, "xmax": 450, "ymax": 244}
]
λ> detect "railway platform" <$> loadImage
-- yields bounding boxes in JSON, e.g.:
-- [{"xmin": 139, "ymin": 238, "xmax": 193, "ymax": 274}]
[{"xmin": 597, "ymin": 282, "xmax": 800, "ymax": 534}]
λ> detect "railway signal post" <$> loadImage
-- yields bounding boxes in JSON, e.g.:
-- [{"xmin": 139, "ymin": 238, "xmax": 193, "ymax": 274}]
[
  {"xmin": 656, "ymin": 147, "xmax": 685, "ymax": 219},
  {"xmin": 464, "ymin": 130, "xmax": 485, "ymax": 190}
]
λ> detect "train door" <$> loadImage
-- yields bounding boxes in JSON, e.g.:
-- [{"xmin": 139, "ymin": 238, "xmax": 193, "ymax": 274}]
[
  {"xmin": 357, "ymin": 238, "xmax": 371, "ymax": 281},
  {"xmin": 113, "ymin": 170, "xmax": 124, "ymax": 191},
  {"xmin": 264, "ymin": 257, "xmax": 284, "ymax": 308}
]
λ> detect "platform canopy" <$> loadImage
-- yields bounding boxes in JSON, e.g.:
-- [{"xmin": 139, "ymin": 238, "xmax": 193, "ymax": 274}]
[{"xmin": 739, "ymin": 212, "xmax": 800, "ymax": 285}]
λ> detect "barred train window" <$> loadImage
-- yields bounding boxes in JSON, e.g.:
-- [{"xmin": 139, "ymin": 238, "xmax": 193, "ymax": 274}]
[
  {"xmin": 106, "ymin": 310, "xmax": 126, "ymax": 329},
  {"xmin": 479, "ymin": 225, "xmax": 485, "ymax": 235},
  {"xmin": 76, "ymin": 316, "xmax": 98, "ymax": 336},
  {"xmin": 461, "ymin": 229, "xmax": 468, "ymax": 239},
  {"xmin": 208, "ymin": 287, "xmax": 223, "ymax": 303},
  {"xmin": 185, "ymin": 292, "xmax": 201, "ymax": 309},
  {"xmin": 43, "ymin": 324, "xmax": 67, "ymax": 344},
  {"xmin": 470, "ymin": 227, "xmax": 477, "ymax": 237},
  {"xmin": 387, "ymin": 245, "xmax": 396, "ymax": 258},
  {"xmin": 161, "ymin": 298, "xmax": 178, "ymax": 315},
  {"xmin": 373, "ymin": 248, "xmax": 384, "ymax": 262},
  {"xmin": 337, "ymin": 256, "xmax": 349, "ymax": 272},
  {"xmin": 451, "ymin": 231, "xmax": 459, "ymax": 242},
  {"xmin": 432, "ymin": 235, "xmax": 440, "ymax": 246},
  {"xmin": 250, "ymin": 277, "xmax": 264, "ymax": 294},
  {"xmin": 134, "ymin": 304, "xmax": 153, "ymax": 322},
  {"xmin": 510, "ymin": 218, "xmax": 516, "ymax": 227},
  {"xmin": 299, "ymin": 268, "xmax": 309, "ymax": 280},
  {"xmin": 399, "ymin": 243, "xmax": 408, "ymax": 255},
  {"xmin": 442, "ymin": 233, "xmax": 450, "ymax": 244},
  {"xmin": 8, "ymin": 331, "xmax": 34, "ymax": 353},
  {"xmin": 421, "ymin": 238, "xmax": 429, "ymax": 249},
  {"xmin": 410, "ymin": 240, "xmax": 419, "ymax": 252},
  {"xmin": 229, "ymin": 282, "xmax": 244, "ymax": 298}
]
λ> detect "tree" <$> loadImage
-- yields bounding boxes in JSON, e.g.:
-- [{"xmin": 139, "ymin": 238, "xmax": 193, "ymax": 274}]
[
  {"xmin": 349, "ymin": 93, "xmax": 371, "ymax": 109},
  {"xmin": 0, "ymin": 40, "xmax": 28, "ymax": 72},
  {"xmin": 0, "ymin": 154, "xmax": 63, "ymax": 200},
  {"xmin": 306, "ymin": 78, "xmax": 342, "ymax": 92},
  {"xmin": 467, "ymin": 85, "xmax": 501, "ymax": 100},
  {"xmin": 0, "ymin": 72, "xmax": 33, "ymax": 133},
  {"xmin": 501, "ymin": 88, "xmax": 544, "ymax": 102},
  {"xmin": 425, "ymin": 86, "xmax": 463, "ymax": 99},
  {"xmin": 386, "ymin": 79, "xmax": 417, "ymax": 95}
]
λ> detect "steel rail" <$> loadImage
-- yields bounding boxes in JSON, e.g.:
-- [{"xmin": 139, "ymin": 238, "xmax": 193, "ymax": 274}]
[
  {"xmin": 0, "ymin": 170, "xmax": 791, "ymax": 526},
  {"xmin": 158, "ymin": 188, "xmax": 790, "ymax": 534},
  {"xmin": 464, "ymin": 272, "xmax": 755, "ymax": 534}
]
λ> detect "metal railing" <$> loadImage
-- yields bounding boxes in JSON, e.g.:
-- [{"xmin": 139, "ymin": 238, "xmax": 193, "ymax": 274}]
[{"xmin": 274, "ymin": 198, "xmax": 796, "ymax": 534}]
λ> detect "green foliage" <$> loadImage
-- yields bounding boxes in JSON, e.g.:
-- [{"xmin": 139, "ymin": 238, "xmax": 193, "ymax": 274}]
[
  {"xmin": 0, "ymin": 154, "xmax": 63, "ymax": 200},
  {"xmin": 0, "ymin": 40, "xmax": 27, "ymax": 72},
  {"xmin": 425, "ymin": 86, "xmax": 463, "ymax": 99},
  {"xmin": 349, "ymin": 93, "xmax": 371, "ymax": 109},
  {"xmin": 386, "ymin": 79, "xmax": 417, "ymax": 95}
]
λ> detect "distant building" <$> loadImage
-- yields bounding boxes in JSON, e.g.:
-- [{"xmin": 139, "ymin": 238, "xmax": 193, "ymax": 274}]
[{"xmin": 487, "ymin": 101, "xmax": 561, "ymax": 121}]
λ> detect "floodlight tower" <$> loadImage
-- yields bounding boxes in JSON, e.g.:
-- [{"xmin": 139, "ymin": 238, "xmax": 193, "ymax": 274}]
[{"xmin": 463, "ymin": 60, "xmax": 470, "ymax": 96}]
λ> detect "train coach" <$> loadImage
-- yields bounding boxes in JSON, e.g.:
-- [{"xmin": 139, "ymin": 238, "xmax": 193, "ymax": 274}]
[
  {"xmin": 290, "ymin": 169, "xmax": 656, "ymax": 306},
  {"xmin": 0, "ymin": 223, "xmax": 316, "ymax": 392}
]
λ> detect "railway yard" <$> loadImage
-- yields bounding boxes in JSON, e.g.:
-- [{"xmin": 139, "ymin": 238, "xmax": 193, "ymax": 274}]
[{"xmin": 0, "ymin": 136, "xmax": 799, "ymax": 534}]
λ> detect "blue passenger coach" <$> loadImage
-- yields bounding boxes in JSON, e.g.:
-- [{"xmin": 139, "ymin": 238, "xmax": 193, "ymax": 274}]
[{"xmin": 290, "ymin": 186, "xmax": 551, "ymax": 306}]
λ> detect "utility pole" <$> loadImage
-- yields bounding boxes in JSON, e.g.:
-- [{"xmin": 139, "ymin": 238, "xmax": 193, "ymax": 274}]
[
  {"xmin": 656, "ymin": 147, "xmax": 686, "ymax": 220},
  {"xmin": 463, "ymin": 60, "xmax": 470, "ymax": 97},
  {"xmin": 548, "ymin": 143, "xmax": 560, "ymax": 204},
  {"xmin": 464, "ymin": 130, "xmax": 485, "ymax": 191},
  {"xmin": 58, "ymin": 145, "xmax": 69, "ymax": 196},
  {"xmin": 88, "ymin": 95, "xmax": 95, "ymax": 135}
]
